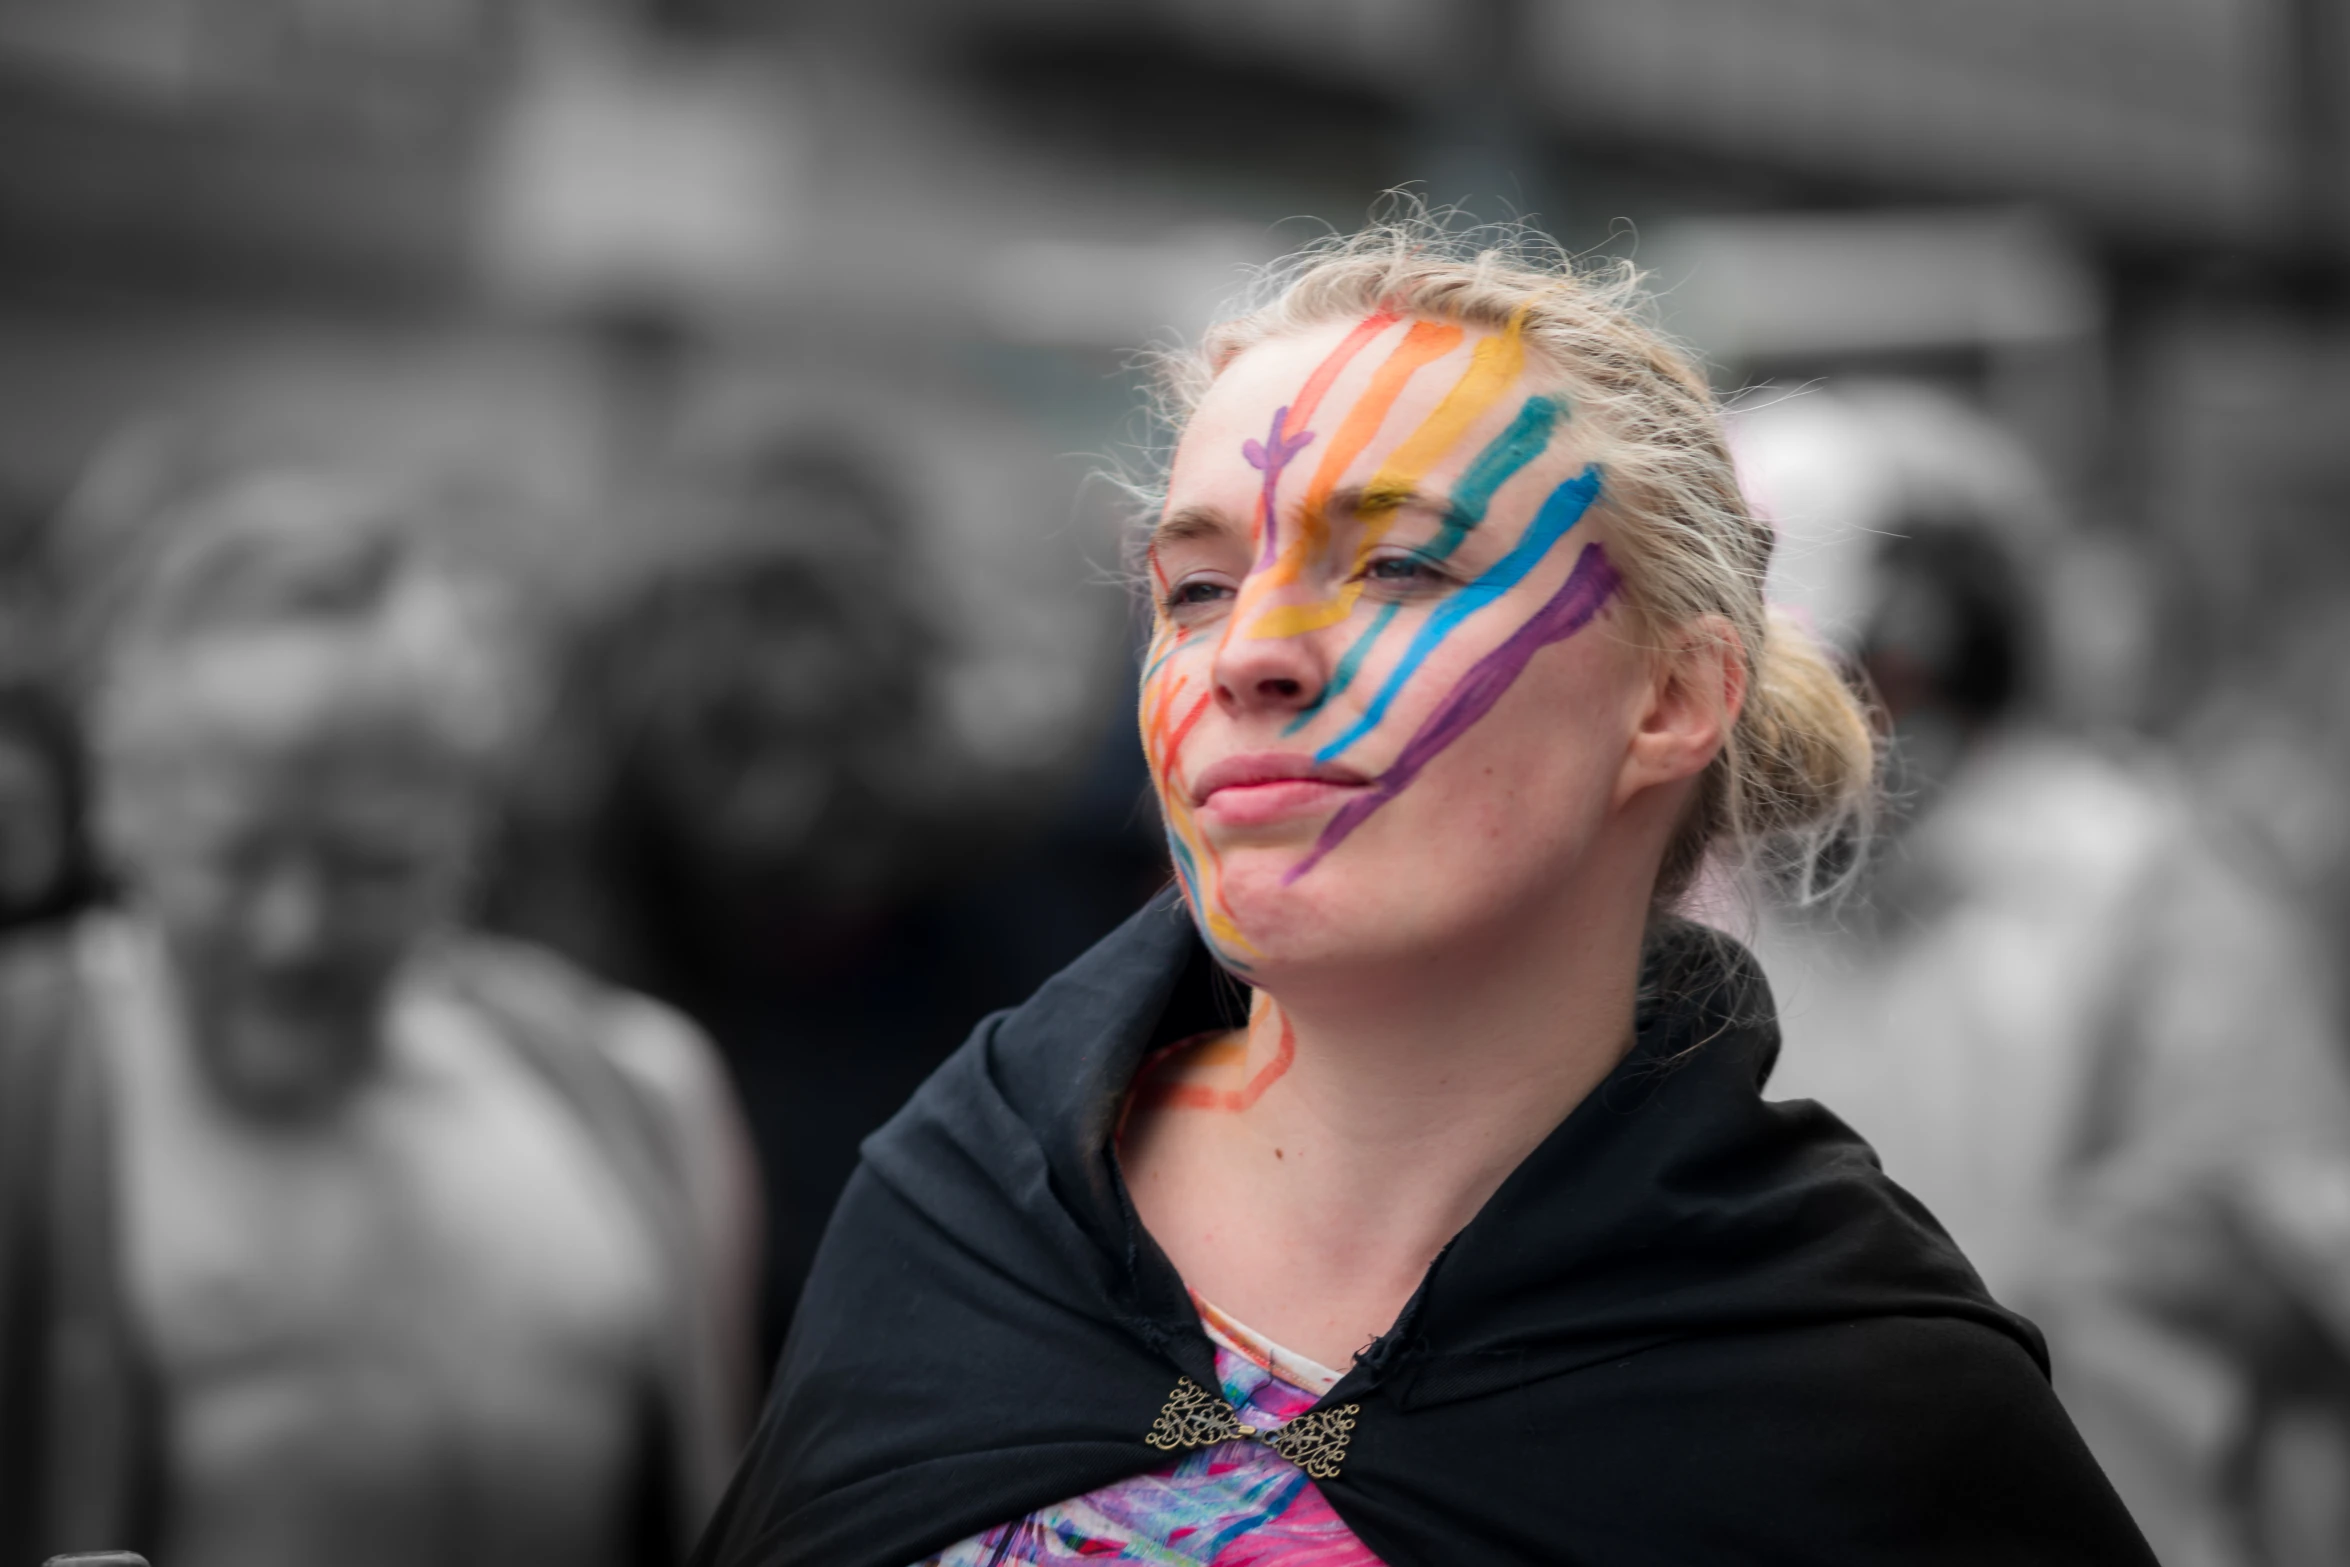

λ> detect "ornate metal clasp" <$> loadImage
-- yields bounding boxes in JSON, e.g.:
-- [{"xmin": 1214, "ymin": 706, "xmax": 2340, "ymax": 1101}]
[{"xmin": 1144, "ymin": 1377, "xmax": 1362, "ymax": 1481}]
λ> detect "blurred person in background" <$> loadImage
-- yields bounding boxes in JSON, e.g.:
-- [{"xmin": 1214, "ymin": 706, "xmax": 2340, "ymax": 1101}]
[
  {"xmin": 0, "ymin": 476, "xmax": 100, "ymax": 935},
  {"xmin": 492, "ymin": 435, "xmax": 1162, "ymax": 1356},
  {"xmin": 0, "ymin": 472, "xmax": 760, "ymax": 1567},
  {"xmin": 1742, "ymin": 387, "xmax": 2350, "ymax": 1567},
  {"xmin": 0, "ymin": 679, "xmax": 100, "ymax": 934},
  {"xmin": 495, "ymin": 438, "xmax": 947, "ymax": 1011}
]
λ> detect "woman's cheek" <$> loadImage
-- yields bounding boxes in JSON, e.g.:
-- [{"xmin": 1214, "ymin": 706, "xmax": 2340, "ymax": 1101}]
[{"xmin": 1138, "ymin": 638, "xmax": 1213, "ymax": 789}]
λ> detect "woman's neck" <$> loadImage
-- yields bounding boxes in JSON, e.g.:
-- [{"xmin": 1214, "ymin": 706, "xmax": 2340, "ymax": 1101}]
[{"xmin": 1120, "ymin": 896, "xmax": 1647, "ymax": 1372}]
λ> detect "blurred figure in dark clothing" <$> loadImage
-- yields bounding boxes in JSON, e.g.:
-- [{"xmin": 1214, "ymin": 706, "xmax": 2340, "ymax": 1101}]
[
  {"xmin": 0, "ymin": 476, "xmax": 100, "ymax": 933},
  {"xmin": 0, "ymin": 680, "xmax": 100, "ymax": 933},
  {"xmin": 0, "ymin": 472, "xmax": 759, "ymax": 1567},
  {"xmin": 492, "ymin": 440, "xmax": 1164, "ymax": 1357},
  {"xmin": 1857, "ymin": 517, "xmax": 2031, "ymax": 799}
]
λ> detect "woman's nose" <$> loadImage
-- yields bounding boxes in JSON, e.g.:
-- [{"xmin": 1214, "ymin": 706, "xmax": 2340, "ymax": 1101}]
[{"xmin": 1212, "ymin": 624, "xmax": 1327, "ymax": 719}]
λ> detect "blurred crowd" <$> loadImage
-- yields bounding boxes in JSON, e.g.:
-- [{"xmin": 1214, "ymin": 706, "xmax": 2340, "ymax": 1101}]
[
  {"xmin": 4, "ymin": 2, "xmax": 2350, "ymax": 1565},
  {"xmin": 0, "ymin": 438, "xmax": 1167, "ymax": 1567}
]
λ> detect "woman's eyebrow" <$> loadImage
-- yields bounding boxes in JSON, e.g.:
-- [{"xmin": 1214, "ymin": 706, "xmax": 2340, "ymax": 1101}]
[
  {"xmin": 1324, "ymin": 483, "xmax": 1468, "ymax": 529},
  {"xmin": 1151, "ymin": 504, "xmax": 1246, "ymax": 551}
]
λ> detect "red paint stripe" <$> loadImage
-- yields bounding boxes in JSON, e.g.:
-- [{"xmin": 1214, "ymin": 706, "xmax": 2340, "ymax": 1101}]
[
  {"xmin": 1232, "ymin": 1014, "xmax": 1296, "ymax": 1110},
  {"xmin": 1164, "ymin": 690, "xmax": 1213, "ymax": 759},
  {"xmin": 1283, "ymin": 309, "xmax": 1401, "ymax": 440}
]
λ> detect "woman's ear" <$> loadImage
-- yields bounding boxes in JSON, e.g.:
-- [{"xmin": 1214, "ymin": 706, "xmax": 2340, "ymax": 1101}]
[{"xmin": 1615, "ymin": 615, "xmax": 1746, "ymax": 809}]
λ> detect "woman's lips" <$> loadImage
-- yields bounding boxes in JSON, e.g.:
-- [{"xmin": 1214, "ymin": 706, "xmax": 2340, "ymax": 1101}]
[{"xmin": 1189, "ymin": 752, "xmax": 1371, "ymax": 827}]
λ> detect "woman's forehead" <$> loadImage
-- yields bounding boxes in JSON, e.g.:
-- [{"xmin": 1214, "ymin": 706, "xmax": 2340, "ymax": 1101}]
[
  {"xmin": 1205, "ymin": 317, "xmax": 1489, "ymax": 426},
  {"xmin": 1172, "ymin": 315, "xmax": 1582, "ymax": 514}
]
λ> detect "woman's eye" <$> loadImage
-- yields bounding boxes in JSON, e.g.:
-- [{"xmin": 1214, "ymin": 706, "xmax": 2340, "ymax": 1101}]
[
  {"xmin": 1362, "ymin": 555, "xmax": 1449, "ymax": 591},
  {"xmin": 1162, "ymin": 578, "xmax": 1235, "ymax": 616}
]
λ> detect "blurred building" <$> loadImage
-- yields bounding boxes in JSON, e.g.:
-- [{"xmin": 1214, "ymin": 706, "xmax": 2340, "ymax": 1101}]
[{"xmin": 1, "ymin": 0, "xmax": 2342, "ymax": 680}]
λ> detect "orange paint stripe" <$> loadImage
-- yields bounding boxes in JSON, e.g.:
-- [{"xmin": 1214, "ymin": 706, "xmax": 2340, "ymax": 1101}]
[
  {"xmin": 1247, "ymin": 313, "xmax": 1530, "ymax": 640},
  {"xmin": 1283, "ymin": 309, "xmax": 1401, "ymax": 440},
  {"xmin": 1259, "ymin": 319, "xmax": 1464, "ymax": 592},
  {"xmin": 1164, "ymin": 690, "xmax": 1212, "ymax": 759},
  {"xmin": 1130, "ymin": 1011, "xmax": 1295, "ymax": 1113},
  {"xmin": 1140, "ymin": 676, "xmax": 1253, "ymax": 956},
  {"xmin": 1231, "ymin": 1013, "xmax": 1296, "ymax": 1110},
  {"xmin": 1133, "ymin": 1080, "xmax": 1230, "ymax": 1112},
  {"xmin": 1366, "ymin": 309, "xmax": 1527, "ymax": 494},
  {"xmin": 1140, "ymin": 673, "xmax": 1185, "ymax": 757}
]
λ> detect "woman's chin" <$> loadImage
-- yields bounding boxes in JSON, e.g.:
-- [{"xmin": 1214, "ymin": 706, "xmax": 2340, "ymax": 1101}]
[{"xmin": 1193, "ymin": 847, "xmax": 1411, "ymax": 976}]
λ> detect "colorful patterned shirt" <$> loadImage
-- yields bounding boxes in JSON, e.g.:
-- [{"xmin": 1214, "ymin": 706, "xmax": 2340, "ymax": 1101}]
[{"xmin": 914, "ymin": 1298, "xmax": 1384, "ymax": 1565}]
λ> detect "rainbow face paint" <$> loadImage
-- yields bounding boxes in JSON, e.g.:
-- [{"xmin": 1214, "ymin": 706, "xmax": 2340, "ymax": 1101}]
[
  {"xmin": 1311, "ymin": 461, "xmax": 1602, "ymax": 764},
  {"xmin": 1142, "ymin": 312, "xmax": 1622, "ymax": 959},
  {"xmin": 1284, "ymin": 541, "xmax": 1621, "ymax": 883},
  {"xmin": 1292, "ymin": 394, "xmax": 1568, "ymax": 733}
]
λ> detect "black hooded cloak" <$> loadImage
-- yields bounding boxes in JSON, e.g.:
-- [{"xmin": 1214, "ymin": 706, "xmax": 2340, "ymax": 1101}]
[{"xmin": 693, "ymin": 891, "xmax": 2154, "ymax": 1567}]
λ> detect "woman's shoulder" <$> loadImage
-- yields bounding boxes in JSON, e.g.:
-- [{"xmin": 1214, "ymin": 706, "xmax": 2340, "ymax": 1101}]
[{"xmin": 1423, "ymin": 1313, "xmax": 2156, "ymax": 1565}]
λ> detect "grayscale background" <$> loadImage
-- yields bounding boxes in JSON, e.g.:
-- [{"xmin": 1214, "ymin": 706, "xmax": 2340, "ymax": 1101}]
[{"xmin": 2, "ymin": 5, "xmax": 2346, "ymax": 1564}]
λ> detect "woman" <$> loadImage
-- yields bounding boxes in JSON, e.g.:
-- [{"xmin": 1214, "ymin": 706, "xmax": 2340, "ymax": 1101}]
[{"xmin": 691, "ymin": 220, "xmax": 2155, "ymax": 1566}]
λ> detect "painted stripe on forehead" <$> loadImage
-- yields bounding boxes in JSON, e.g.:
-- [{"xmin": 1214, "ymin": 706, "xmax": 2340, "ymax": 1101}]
[
  {"xmin": 1286, "ymin": 310, "xmax": 1400, "ymax": 438},
  {"xmin": 1314, "ymin": 462, "xmax": 1604, "ymax": 764},
  {"xmin": 1283, "ymin": 542, "xmax": 1623, "ymax": 884},
  {"xmin": 1255, "ymin": 319, "xmax": 1463, "ymax": 593},
  {"xmin": 1283, "ymin": 393, "xmax": 1568, "ymax": 734},
  {"xmin": 1248, "ymin": 317, "xmax": 1528, "ymax": 640},
  {"xmin": 1365, "ymin": 311, "xmax": 1528, "ymax": 498},
  {"xmin": 1242, "ymin": 310, "xmax": 1398, "ymax": 569},
  {"xmin": 1442, "ymin": 392, "xmax": 1566, "ymax": 539}
]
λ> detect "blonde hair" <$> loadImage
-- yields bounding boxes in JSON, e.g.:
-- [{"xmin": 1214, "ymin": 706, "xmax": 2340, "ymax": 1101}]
[{"xmin": 1148, "ymin": 210, "xmax": 1878, "ymax": 907}]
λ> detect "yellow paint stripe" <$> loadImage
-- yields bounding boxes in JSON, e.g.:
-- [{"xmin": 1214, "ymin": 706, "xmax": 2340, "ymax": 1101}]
[
  {"xmin": 1369, "ymin": 310, "xmax": 1527, "ymax": 493},
  {"xmin": 1247, "ymin": 313, "xmax": 1528, "ymax": 640},
  {"xmin": 1257, "ymin": 320, "xmax": 1463, "ymax": 592}
]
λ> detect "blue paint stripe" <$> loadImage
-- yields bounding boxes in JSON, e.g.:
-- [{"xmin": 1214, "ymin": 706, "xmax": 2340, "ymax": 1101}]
[
  {"xmin": 1167, "ymin": 831, "xmax": 1207, "ymax": 913},
  {"xmin": 1285, "ymin": 601, "xmax": 1397, "ymax": 735},
  {"xmin": 1442, "ymin": 394, "xmax": 1564, "ymax": 541},
  {"xmin": 1165, "ymin": 830, "xmax": 1250, "ymax": 971},
  {"xmin": 1285, "ymin": 396, "xmax": 1566, "ymax": 736},
  {"xmin": 1314, "ymin": 462, "xmax": 1602, "ymax": 764}
]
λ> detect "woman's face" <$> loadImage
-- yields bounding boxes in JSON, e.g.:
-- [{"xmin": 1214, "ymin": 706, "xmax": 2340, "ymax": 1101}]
[{"xmin": 1143, "ymin": 312, "xmax": 1664, "ymax": 979}]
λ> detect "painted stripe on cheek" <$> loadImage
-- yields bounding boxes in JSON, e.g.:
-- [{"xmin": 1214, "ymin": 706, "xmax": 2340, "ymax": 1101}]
[
  {"xmin": 1315, "ymin": 463, "xmax": 1604, "ymax": 764},
  {"xmin": 1284, "ymin": 542, "xmax": 1625, "ymax": 884},
  {"xmin": 1142, "ymin": 670, "xmax": 1257, "ymax": 963},
  {"xmin": 1285, "ymin": 394, "xmax": 1568, "ymax": 733}
]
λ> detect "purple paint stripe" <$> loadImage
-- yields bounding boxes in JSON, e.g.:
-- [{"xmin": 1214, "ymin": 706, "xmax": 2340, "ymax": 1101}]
[
  {"xmin": 1243, "ymin": 404, "xmax": 1314, "ymax": 569},
  {"xmin": 1283, "ymin": 543, "xmax": 1623, "ymax": 884}
]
